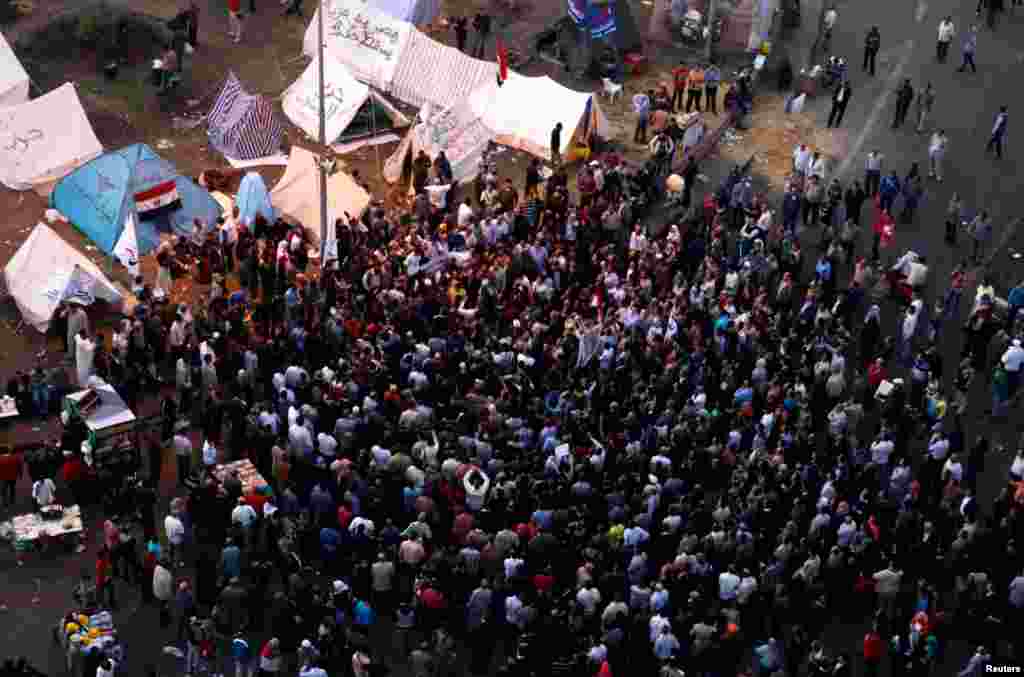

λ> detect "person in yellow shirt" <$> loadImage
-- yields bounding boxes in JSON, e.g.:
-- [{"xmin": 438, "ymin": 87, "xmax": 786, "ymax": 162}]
[{"xmin": 686, "ymin": 66, "xmax": 705, "ymax": 113}]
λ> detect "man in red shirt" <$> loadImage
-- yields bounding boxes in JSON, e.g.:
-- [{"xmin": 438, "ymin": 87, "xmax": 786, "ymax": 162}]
[
  {"xmin": 227, "ymin": 0, "xmax": 243, "ymax": 43},
  {"xmin": 96, "ymin": 547, "xmax": 116, "ymax": 609},
  {"xmin": 61, "ymin": 451, "xmax": 87, "ymax": 507},
  {"xmin": 0, "ymin": 446, "xmax": 23, "ymax": 507},
  {"xmin": 862, "ymin": 626, "xmax": 884, "ymax": 676}
]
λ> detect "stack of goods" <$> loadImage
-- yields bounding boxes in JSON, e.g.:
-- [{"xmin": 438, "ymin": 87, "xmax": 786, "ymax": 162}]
[
  {"xmin": 61, "ymin": 610, "xmax": 120, "ymax": 656},
  {"xmin": 214, "ymin": 459, "xmax": 271, "ymax": 495},
  {"xmin": 4, "ymin": 505, "xmax": 83, "ymax": 546}
]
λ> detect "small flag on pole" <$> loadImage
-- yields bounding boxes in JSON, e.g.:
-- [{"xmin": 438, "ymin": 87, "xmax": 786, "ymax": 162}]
[{"xmin": 496, "ymin": 37, "xmax": 509, "ymax": 87}]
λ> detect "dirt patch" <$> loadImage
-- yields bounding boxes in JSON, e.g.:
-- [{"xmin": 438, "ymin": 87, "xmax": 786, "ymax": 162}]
[{"xmin": 715, "ymin": 93, "xmax": 848, "ymax": 190}]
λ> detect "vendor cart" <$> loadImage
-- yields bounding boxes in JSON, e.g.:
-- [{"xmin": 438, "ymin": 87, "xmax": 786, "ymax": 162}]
[
  {"xmin": 64, "ymin": 385, "xmax": 140, "ymax": 478},
  {"xmin": 0, "ymin": 504, "xmax": 84, "ymax": 557}
]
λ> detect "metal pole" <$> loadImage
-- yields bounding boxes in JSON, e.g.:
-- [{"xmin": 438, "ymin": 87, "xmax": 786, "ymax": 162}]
[
  {"xmin": 317, "ymin": 0, "xmax": 329, "ymax": 264},
  {"xmin": 704, "ymin": 0, "xmax": 716, "ymax": 60}
]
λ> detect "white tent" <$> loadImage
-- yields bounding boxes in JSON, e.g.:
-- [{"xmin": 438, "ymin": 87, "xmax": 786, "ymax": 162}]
[
  {"xmin": 270, "ymin": 146, "xmax": 371, "ymax": 255},
  {"xmin": 282, "ymin": 54, "xmax": 409, "ymax": 147},
  {"xmin": 0, "ymin": 82, "xmax": 102, "ymax": 192},
  {"xmin": 383, "ymin": 100, "xmax": 492, "ymax": 186},
  {"xmin": 4, "ymin": 223, "xmax": 123, "ymax": 332},
  {"xmin": 469, "ymin": 74, "xmax": 611, "ymax": 161},
  {"xmin": 366, "ymin": 0, "xmax": 439, "ymax": 24},
  {"xmin": 0, "ymin": 31, "xmax": 29, "ymax": 108},
  {"xmin": 303, "ymin": 0, "xmax": 413, "ymax": 92}
]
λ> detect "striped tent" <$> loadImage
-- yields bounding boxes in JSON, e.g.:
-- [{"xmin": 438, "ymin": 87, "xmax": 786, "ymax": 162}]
[
  {"xmin": 207, "ymin": 72, "xmax": 286, "ymax": 161},
  {"xmin": 388, "ymin": 29, "xmax": 496, "ymax": 111}
]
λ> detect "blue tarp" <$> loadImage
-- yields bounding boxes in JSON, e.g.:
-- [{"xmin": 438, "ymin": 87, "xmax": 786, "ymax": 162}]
[
  {"xmin": 236, "ymin": 172, "xmax": 276, "ymax": 227},
  {"xmin": 51, "ymin": 144, "xmax": 222, "ymax": 256}
]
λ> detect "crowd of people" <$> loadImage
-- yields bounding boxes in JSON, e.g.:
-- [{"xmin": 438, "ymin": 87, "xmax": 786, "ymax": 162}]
[
  {"xmin": 3, "ymin": 9, "xmax": 1024, "ymax": 674},
  {"xmin": 14, "ymin": 116, "xmax": 1020, "ymax": 677}
]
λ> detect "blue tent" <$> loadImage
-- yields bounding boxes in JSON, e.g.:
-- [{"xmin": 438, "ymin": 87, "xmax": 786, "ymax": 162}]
[
  {"xmin": 236, "ymin": 172, "xmax": 276, "ymax": 226},
  {"xmin": 51, "ymin": 144, "xmax": 222, "ymax": 256}
]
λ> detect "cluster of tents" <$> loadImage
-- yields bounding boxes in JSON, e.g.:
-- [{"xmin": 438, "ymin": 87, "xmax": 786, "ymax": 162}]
[{"xmin": 0, "ymin": 0, "xmax": 612, "ymax": 334}]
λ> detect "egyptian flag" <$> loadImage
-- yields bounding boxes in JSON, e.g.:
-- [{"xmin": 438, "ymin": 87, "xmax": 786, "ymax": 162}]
[
  {"xmin": 134, "ymin": 179, "xmax": 181, "ymax": 217},
  {"xmin": 496, "ymin": 37, "xmax": 509, "ymax": 87}
]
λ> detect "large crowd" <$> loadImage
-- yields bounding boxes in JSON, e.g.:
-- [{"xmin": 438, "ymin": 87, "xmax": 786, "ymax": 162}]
[{"xmin": 7, "ymin": 105, "xmax": 1024, "ymax": 677}]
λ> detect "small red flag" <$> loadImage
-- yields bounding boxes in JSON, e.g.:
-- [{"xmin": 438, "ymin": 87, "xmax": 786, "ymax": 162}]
[{"xmin": 496, "ymin": 37, "xmax": 509, "ymax": 86}]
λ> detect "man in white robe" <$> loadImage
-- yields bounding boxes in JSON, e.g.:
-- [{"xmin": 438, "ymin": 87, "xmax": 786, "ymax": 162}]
[{"xmin": 74, "ymin": 331, "xmax": 96, "ymax": 388}]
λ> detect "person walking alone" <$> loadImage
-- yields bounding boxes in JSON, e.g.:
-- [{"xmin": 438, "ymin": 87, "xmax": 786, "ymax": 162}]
[
  {"xmin": 915, "ymin": 82, "xmax": 935, "ymax": 132},
  {"xmin": 928, "ymin": 130, "xmax": 948, "ymax": 181},
  {"xmin": 864, "ymin": 150, "xmax": 884, "ymax": 197},
  {"xmin": 471, "ymin": 12, "xmax": 491, "ymax": 59},
  {"xmin": 986, "ymin": 106, "xmax": 1008, "ymax": 159},
  {"xmin": 892, "ymin": 79, "xmax": 914, "ymax": 129},
  {"xmin": 828, "ymin": 80, "xmax": 852, "ymax": 128},
  {"xmin": 937, "ymin": 17, "xmax": 955, "ymax": 62},
  {"xmin": 863, "ymin": 27, "xmax": 880, "ymax": 75},
  {"xmin": 957, "ymin": 24, "xmax": 978, "ymax": 73}
]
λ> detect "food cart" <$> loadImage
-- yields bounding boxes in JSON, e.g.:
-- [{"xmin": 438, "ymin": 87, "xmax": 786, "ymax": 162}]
[
  {"xmin": 63, "ymin": 385, "xmax": 140, "ymax": 478},
  {"xmin": 0, "ymin": 504, "xmax": 84, "ymax": 559}
]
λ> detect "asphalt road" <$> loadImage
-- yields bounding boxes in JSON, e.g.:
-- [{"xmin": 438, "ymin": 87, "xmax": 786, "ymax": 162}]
[{"xmin": 3, "ymin": 4, "xmax": 1024, "ymax": 677}]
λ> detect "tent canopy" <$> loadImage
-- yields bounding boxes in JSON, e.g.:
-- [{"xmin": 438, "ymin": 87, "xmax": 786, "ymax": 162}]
[
  {"xmin": 383, "ymin": 100, "xmax": 492, "ymax": 186},
  {"xmin": 4, "ymin": 223, "xmax": 123, "ymax": 332},
  {"xmin": 0, "ymin": 82, "xmax": 103, "ymax": 192},
  {"xmin": 0, "ymin": 31, "xmax": 29, "ymax": 108},
  {"xmin": 470, "ymin": 74, "xmax": 610, "ymax": 160},
  {"xmin": 208, "ymin": 73, "xmax": 286, "ymax": 161},
  {"xmin": 51, "ymin": 144, "xmax": 222, "ymax": 257},
  {"xmin": 236, "ymin": 172, "xmax": 276, "ymax": 227},
  {"xmin": 365, "ymin": 0, "xmax": 439, "ymax": 24},
  {"xmin": 388, "ymin": 28, "xmax": 497, "ymax": 112},
  {"xmin": 270, "ymin": 146, "xmax": 370, "ymax": 254},
  {"xmin": 282, "ymin": 54, "xmax": 409, "ymax": 145},
  {"xmin": 304, "ymin": 0, "xmax": 413, "ymax": 92}
]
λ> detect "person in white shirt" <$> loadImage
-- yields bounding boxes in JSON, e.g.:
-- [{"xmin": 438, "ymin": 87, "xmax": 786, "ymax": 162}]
[
  {"xmin": 718, "ymin": 565, "xmax": 741, "ymax": 602},
  {"xmin": 164, "ymin": 513, "xmax": 186, "ymax": 567},
  {"xmin": 32, "ymin": 477, "xmax": 56, "ymax": 510},
  {"xmin": 288, "ymin": 418, "xmax": 314, "ymax": 457},
  {"xmin": 505, "ymin": 593, "xmax": 525, "ymax": 628},
  {"xmin": 736, "ymin": 571, "xmax": 758, "ymax": 605},
  {"xmin": 810, "ymin": 152, "xmax": 828, "ymax": 181},
  {"xmin": 793, "ymin": 144, "xmax": 812, "ymax": 176},
  {"xmin": 1003, "ymin": 339, "xmax": 1024, "ymax": 393},
  {"xmin": 317, "ymin": 433, "xmax": 337, "ymax": 458},
  {"xmin": 928, "ymin": 130, "xmax": 948, "ymax": 181},
  {"xmin": 936, "ymin": 17, "xmax": 955, "ymax": 63},
  {"xmin": 576, "ymin": 584, "xmax": 602, "ymax": 617},
  {"xmin": 457, "ymin": 198, "xmax": 474, "ymax": 228}
]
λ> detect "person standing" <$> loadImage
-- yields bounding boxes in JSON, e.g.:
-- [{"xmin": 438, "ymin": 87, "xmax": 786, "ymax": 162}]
[
  {"xmin": 704, "ymin": 62, "xmax": 721, "ymax": 114},
  {"xmin": 928, "ymin": 130, "xmax": 948, "ymax": 181},
  {"xmin": 864, "ymin": 150, "xmax": 884, "ymax": 196},
  {"xmin": 827, "ymin": 80, "xmax": 852, "ymax": 128},
  {"xmin": 986, "ymin": 106, "xmax": 1008, "ymax": 159},
  {"xmin": 671, "ymin": 61, "xmax": 689, "ymax": 112},
  {"xmin": 471, "ymin": 12, "xmax": 491, "ymax": 59},
  {"xmin": 863, "ymin": 26, "xmax": 880, "ymax": 75},
  {"xmin": 227, "ymin": 0, "xmax": 243, "ymax": 43},
  {"xmin": 915, "ymin": 82, "xmax": 935, "ymax": 132},
  {"xmin": 634, "ymin": 90, "xmax": 652, "ymax": 143},
  {"xmin": 957, "ymin": 24, "xmax": 978, "ymax": 73},
  {"xmin": 936, "ymin": 16, "xmax": 955, "ymax": 62},
  {"xmin": 844, "ymin": 180, "xmax": 867, "ymax": 226},
  {"xmin": 452, "ymin": 17, "xmax": 468, "ymax": 52},
  {"xmin": 0, "ymin": 446, "xmax": 22, "ymax": 508},
  {"xmin": 685, "ymin": 65, "xmax": 705, "ymax": 113},
  {"xmin": 550, "ymin": 122, "xmax": 563, "ymax": 165},
  {"xmin": 892, "ymin": 79, "xmax": 914, "ymax": 129},
  {"xmin": 969, "ymin": 210, "xmax": 993, "ymax": 262}
]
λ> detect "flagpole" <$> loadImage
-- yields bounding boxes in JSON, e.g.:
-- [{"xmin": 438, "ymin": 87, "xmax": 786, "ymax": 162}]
[{"xmin": 318, "ymin": 0, "xmax": 329, "ymax": 264}]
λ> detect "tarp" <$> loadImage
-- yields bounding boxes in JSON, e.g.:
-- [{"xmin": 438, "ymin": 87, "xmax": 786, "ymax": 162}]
[
  {"xmin": 366, "ymin": 0, "xmax": 440, "ymax": 24},
  {"xmin": 4, "ymin": 223, "xmax": 123, "ymax": 332},
  {"xmin": 567, "ymin": 0, "xmax": 618, "ymax": 38},
  {"xmin": 0, "ymin": 31, "xmax": 29, "ymax": 108},
  {"xmin": 0, "ymin": 82, "xmax": 103, "ymax": 192},
  {"xmin": 469, "ymin": 74, "xmax": 611, "ymax": 160},
  {"xmin": 51, "ymin": 144, "xmax": 222, "ymax": 256},
  {"xmin": 304, "ymin": 0, "xmax": 414, "ymax": 92},
  {"xmin": 208, "ymin": 72, "xmax": 286, "ymax": 161},
  {"xmin": 236, "ymin": 171, "xmax": 276, "ymax": 226},
  {"xmin": 282, "ymin": 54, "xmax": 409, "ymax": 145},
  {"xmin": 270, "ymin": 146, "xmax": 370, "ymax": 253},
  {"xmin": 388, "ymin": 28, "xmax": 496, "ymax": 111},
  {"xmin": 383, "ymin": 100, "xmax": 492, "ymax": 186}
]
